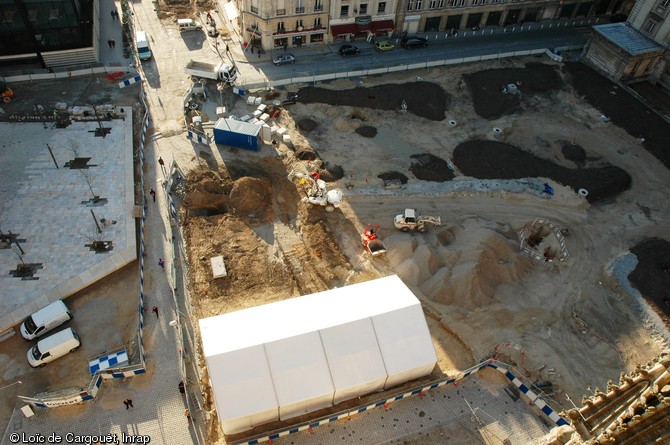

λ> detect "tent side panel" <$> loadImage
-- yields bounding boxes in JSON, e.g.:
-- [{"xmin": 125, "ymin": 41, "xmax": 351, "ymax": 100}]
[
  {"xmin": 264, "ymin": 332, "xmax": 335, "ymax": 420},
  {"xmin": 320, "ymin": 319, "xmax": 387, "ymax": 405},
  {"xmin": 372, "ymin": 304, "xmax": 438, "ymax": 390}
]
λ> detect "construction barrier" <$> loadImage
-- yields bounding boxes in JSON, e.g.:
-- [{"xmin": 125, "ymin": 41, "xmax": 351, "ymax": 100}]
[
  {"xmin": 234, "ymin": 358, "xmax": 568, "ymax": 445},
  {"xmin": 118, "ymin": 74, "xmax": 142, "ymax": 88},
  {"xmin": 186, "ymin": 129, "xmax": 210, "ymax": 146}
]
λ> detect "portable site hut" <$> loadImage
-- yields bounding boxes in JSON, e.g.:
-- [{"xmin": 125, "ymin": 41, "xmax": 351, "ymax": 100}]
[
  {"xmin": 213, "ymin": 117, "xmax": 262, "ymax": 151},
  {"xmin": 199, "ymin": 275, "xmax": 437, "ymax": 436}
]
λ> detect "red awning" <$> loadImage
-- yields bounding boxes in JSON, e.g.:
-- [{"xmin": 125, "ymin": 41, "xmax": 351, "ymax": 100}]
[
  {"xmin": 330, "ymin": 24, "xmax": 357, "ymax": 35},
  {"xmin": 372, "ymin": 20, "xmax": 394, "ymax": 31},
  {"xmin": 356, "ymin": 23, "xmax": 371, "ymax": 32}
]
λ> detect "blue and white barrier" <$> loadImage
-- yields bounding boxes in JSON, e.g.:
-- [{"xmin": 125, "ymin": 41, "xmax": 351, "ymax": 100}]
[
  {"xmin": 186, "ymin": 129, "xmax": 210, "ymax": 146},
  {"xmin": 118, "ymin": 75, "xmax": 142, "ymax": 88}
]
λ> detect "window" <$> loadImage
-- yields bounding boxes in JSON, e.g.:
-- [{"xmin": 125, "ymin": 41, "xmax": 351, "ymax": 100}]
[
  {"xmin": 296, "ymin": 19, "xmax": 303, "ymax": 29},
  {"xmin": 644, "ymin": 20, "xmax": 657, "ymax": 33},
  {"xmin": 473, "ymin": 0, "xmax": 486, "ymax": 4},
  {"xmin": 314, "ymin": 17, "xmax": 322, "ymax": 28},
  {"xmin": 340, "ymin": 5, "xmax": 349, "ymax": 17},
  {"xmin": 407, "ymin": 0, "xmax": 423, "ymax": 10},
  {"xmin": 378, "ymin": 2, "xmax": 386, "ymax": 13},
  {"xmin": 315, "ymin": 0, "xmax": 324, "ymax": 11},
  {"xmin": 250, "ymin": 5, "xmax": 258, "ymax": 13},
  {"xmin": 296, "ymin": 0, "xmax": 304, "ymax": 13},
  {"xmin": 277, "ymin": 22, "xmax": 285, "ymax": 32},
  {"xmin": 277, "ymin": 8, "xmax": 286, "ymax": 15},
  {"xmin": 660, "ymin": 0, "xmax": 670, "ymax": 8},
  {"xmin": 359, "ymin": 3, "xmax": 368, "ymax": 14},
  {"xmin": 449, "ymin": 0, "xmax": 465, "ymax": 6},
  {"xmin": 429, "ymin": 0, "xmax": 445, "ymax": 7}
]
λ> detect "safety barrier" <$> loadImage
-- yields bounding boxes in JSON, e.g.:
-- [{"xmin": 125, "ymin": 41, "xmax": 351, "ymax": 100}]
[
  {"xmin": 234, "ymin": 358, "xmax": 568, "ymax": 445},
  {"xmin": 519, "ymin": 217, "xmax": 569, "ymax": 262},
  {"xmin": 186, "ymin": 129, "xmax": 211, "ymax": 146},
  {"xmin": 118, "ymin": 74, "xmax": 142, "ymax": 88}
]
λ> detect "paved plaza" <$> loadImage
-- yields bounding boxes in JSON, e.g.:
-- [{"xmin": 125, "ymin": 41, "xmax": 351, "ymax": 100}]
[{"xmin": 0, "ymin": 118, "xmax": 135, "ymax": 336}]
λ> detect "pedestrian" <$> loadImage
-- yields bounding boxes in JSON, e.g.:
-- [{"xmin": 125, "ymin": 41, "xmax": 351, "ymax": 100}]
[
  {"xmin": 185, "ymin": 409, "xmax": 191, "ymax": 422},
  {"xmin": 250, "ymin": 46, "xmax": 254, "ymax": 54},
  {"xmin": 111, "ymin": 39, "xmax": 116, "ymax": 48},
  {"xmin": 111, "ymin": 10, "xmax": 115, "ymax": 20},
  {"xmin": 179, "ymin": 381, "xmax": 185, "ymax": 394},
  {"xmin": 152, "ymin": 306, "xmax": 159, "ymax": 318},
  {"xmin": 158, "ymin": 157, "xmax": 165, "ymax": 167},
  {"xmin": 126, "ymin": 399, "xmax": 133, "ymax": 408},
  {"xmin": 123, "ymin": 400, "xmax": 130, "ymax": 409},
  {"xmin": 225, "ymin": 44, "xmax": 229, "ymax": 53},
  {"xmin": 150, "ymin": 188, "xmax": 156, "ymax": 202},
  {"xmin": 108, "ymin": 40, "xmax": 112, "ymax": 48},
  {"xmin": 258, "ymin": 51, "xmax": 261, "ymax": 58},
  {"xmin": 158, "ymin": 258, "xmax": 165, "ymax": 268},
  {"xmin": 142, "ymin": 305, "xmax": 147, "ymax": 315}
]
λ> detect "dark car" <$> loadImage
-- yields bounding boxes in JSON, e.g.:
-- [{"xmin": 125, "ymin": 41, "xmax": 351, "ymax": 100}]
[
  {"xmin": 401, "ymin": 36, "xmax": 428, "ymax": 49},
  {"xmin": 272, "ymin": 53, "xmax": 295, "ymax": 65},
  {"xmin": 339, "ymin": 44, "xmax": 360, "ymax": 56}
]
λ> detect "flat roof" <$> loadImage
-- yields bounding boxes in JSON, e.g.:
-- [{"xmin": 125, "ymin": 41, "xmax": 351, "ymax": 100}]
[{"xmin": 592, "ymin": 23, "xmax": 663, "ymax": 56}]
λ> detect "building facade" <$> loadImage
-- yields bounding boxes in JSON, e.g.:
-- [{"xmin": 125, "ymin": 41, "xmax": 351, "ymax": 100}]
[
  {"xmin": 0, "ymin": 0, "xmax": 96, "ymax": 68},
  {"xmin": 235, "ymin": 0, "xmax": 331, "ymax": 50},
  {"xmin": 328, "ymin": 0, "xmax": 399, "ymax": 41},
  {"xmin": 627, "ymin": 0, "xmax": 670, "ymax": 89},
  {"xmin": 394, "ymin": 0, "xmax": 630, "ymax": 34}
]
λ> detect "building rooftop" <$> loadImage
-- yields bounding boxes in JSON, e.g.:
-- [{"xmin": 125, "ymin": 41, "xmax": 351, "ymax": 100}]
[{"xmin": 593, "ymin": 23, "xmax": 663, "ymax": 56}]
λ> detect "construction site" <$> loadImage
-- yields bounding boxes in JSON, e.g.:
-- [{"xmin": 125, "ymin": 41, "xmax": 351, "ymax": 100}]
[{"xmin": 173, "ymin": 57, "xmax": 670, "ymax": 444}]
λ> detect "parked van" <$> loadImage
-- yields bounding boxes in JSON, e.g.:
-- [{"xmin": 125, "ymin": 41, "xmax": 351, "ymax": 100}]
[
  {"xmin": 178, "ymin": 18, "xmax": 202, "ymax": 32},
  {"xmin": 136, "ymin": 31, "xmax": 152, "ymax": 61},
  {"xmin": 27, "ymin": 327, "xmax": 80, "ymax": 367},
  {"xmin": 20, "ymin": 300, "xmax": 72, "ymax": 340}
]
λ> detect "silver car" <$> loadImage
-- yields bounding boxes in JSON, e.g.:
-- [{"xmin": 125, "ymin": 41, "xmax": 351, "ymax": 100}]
[{"xmin": 273, "ymin": 53, "xmax": 295, "ymax": 65}]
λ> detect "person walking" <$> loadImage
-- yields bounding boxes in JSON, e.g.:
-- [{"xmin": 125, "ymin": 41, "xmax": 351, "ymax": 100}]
[
  {"xmin": 158, "ymin": 258, "xmax": 165, "ymax": 268},
  {"xmin": 179, "ymin": 381, "xmax": 185, "ymax": 394},
  {"xmin": 123, "ymin": 400, "xmax": 130, "ymax": 409},
  {"xmin": 126, "ymin": 399, "xmax": 133, "ymax": 408},
  {"xmin": 111, "ymin": 10, "xmax": 116, "ymax": 20},
  {"xmin": 108, "ymin": 40, "xmax": 113, "ymax": 48},
  {"xmin": 111, "ymin": 39, "xmax": 116, "ymax": 48},
  {"xmin": 150, "ymin": 188, "xmax": 156, "ymax": 202},
  {"xmin": 185, "ymin": 409, "xmax": 191, "ymax": 422},
  {"xmin": 152, "ymin": 306, "xmax": 159, "ymax": 318},
  {"xmin": 158, "ymin": 157, "xmax": 164, "ymax": 168}
]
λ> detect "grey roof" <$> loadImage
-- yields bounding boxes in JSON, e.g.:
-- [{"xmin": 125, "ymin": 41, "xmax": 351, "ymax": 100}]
[
  {"xmin": 593, "ymin": 23, "xmax": 663, "ymax": 56},
  {"xmin": 214, "ymin": 117, "xmax": 261, "ymax": 136}
]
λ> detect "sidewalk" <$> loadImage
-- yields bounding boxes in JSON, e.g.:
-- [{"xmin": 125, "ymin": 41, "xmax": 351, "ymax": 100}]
[{"xmin": 98, "ymin": 0, "xmax": 130, "ymax": 66}]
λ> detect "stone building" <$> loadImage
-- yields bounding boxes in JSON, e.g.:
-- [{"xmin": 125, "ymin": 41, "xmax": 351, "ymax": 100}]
[
  {"xmin": 627, "ymin": 0, "xmax": 670, "ymax": 89},
  {"xmin": 328, "ymin": 0, "xmax": 399, "ymax": 41},
  {"xmin": 235, "ymin": 0, "xmax": 331, "ymax": 50},
  {"xmin": 393, "ymin": 0, "xmax": 632, "ymax": 34}
]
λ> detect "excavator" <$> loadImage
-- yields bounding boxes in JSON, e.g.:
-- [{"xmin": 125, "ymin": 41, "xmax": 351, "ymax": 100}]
[
  {"xmin": 361, "ymin": 223, "xmax": 387, "ymax": 256},
  {"xmin": 287, "ymin": 171, "xmax": 343, "ymax": 212},
  {"xmin": 1, "ymin": 82, "xmax": 14, "ymax": 103}
]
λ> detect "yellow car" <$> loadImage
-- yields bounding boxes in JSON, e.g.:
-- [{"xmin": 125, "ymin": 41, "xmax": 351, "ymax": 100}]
[{"xmin": 374, "ymin": 41, "xmax": 395, "ymax": 52}]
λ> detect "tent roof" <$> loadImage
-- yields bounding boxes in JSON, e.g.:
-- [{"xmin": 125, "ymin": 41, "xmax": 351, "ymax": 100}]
[{"xmin": 199, "ymin": 275, "xmax": 419, "ymax": 355}]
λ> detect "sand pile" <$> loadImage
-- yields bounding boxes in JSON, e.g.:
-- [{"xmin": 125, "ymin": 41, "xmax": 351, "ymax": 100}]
[
  {"xmin": 183, "ymin": 168, "xmax": 231, "ymax": 211},
  {"xmin": 228, "ymin": 176, "xmax": 273, "ymax": 223},
  {"xmin": 385, "ymin": 222, "xmax": 533, "ymax": 309}
]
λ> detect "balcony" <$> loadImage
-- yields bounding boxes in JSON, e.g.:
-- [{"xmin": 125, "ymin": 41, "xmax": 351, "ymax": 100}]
[
  {"xmin": 315, "ymin": 5, "xmax": 324, "ymax": 11},
  {"xmin": 277, "ymin": 8, "xmax": 286, "ymax": 15},
  {"xmin": 296, "ymin": 6, "xmax": 305, "ymax": 13}
]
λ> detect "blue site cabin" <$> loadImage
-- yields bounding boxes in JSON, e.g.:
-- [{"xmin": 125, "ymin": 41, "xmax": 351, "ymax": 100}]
[{"xmin": 213, "ymin": 118, "xmax": 262, "ymax": 151}]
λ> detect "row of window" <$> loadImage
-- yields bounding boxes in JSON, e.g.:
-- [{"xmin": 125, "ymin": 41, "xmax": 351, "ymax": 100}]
[
  {"xmin": 251, "ymin": 1, "xmax": 325, "ymax": 15},
  {"xmin": 339, "ymin": 2, "xmax": 387, "ymax": 17},
  {"xmin": 408, "ymin": 0, "xmax": 512, "ymax": 10},
  {"xmin": 276, "ymin": 17, "xmax": 323, "ymax": 32}
]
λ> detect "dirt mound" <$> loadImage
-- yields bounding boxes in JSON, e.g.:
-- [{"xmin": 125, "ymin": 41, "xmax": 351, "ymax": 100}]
[
  {"xmin": 301, "ymin": 219, "xmax": 351, "ymax": 284},
  {"xmin": 409, "ymin": 153, "xmax": 454, "ymax": 182},
  {"xmin": 183, "ymin": 167, "xmax": 232, "ymax": 211},
  {"xmin": 317, "ymin": 163, "xmax": 344, "ymax": 182},
  {"xmin": 298, "ymin": 82, "xmax": 448, "ymax": 121},
  {"xmin": 228, "ymin": 177, "xmax": 273, "ymax": 223},
  {"xmin": 463, "ymin": 62, "xmax": 562, "ymax": 120},
  {"xmin": 562, "ymin": 143, "xmax": 586, "ymax": 164},
  {"xmin": 355, "ymin": 126, "xmax": 377, "ymax": 138},
  {"xmin": 453, "ymin": 140, "xmax": 631, "ymax": 203},
  {"xmin": 298, "ymin": 118, "xmax": 318, "ymax": 132},
  {"xmin": 629, "ymin": 238, "xmax": 670, "ymax": 321},
  {"xmin": 378, "ymin": 171, "xmax": 409, "ymax": 184},
  {"xmin": 295, "ymin": 146, "xmax": 318, "ymax": 161}
]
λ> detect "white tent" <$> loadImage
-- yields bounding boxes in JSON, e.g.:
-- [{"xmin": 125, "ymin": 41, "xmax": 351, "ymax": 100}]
[{"xmin": 199, "ymin": 275, "xmax": 437, "ymax": 436}]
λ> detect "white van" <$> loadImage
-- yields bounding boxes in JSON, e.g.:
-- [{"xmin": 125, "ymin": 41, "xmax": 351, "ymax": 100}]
[
  {"xmin": 27, "ymin": 327, "xmax": 80, "ymax": 367},
  {"xmin": 136, "ymin": 31, "xmax": 152, "ymax": 61},
  {"xmin": 178, "ymin": 18, "xmax": 202, "ymax": 32},
  {"xmin": 20, "ymin": 300, "xmax": 72, "ymax": 340}
]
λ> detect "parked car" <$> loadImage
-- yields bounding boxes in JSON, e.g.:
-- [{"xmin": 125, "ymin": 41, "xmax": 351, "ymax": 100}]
[
  {"xmin": 273, "ymin": 53, "xmax": 296, "ymax": 65},
  {"xmin": 339, "ymin": 44, "xmax": 360, "ymax": 56},
  {"xmin": 374, "ymin": 41, "xmax": 395, "ymax": 52},
  {"xmin": 401, "ymin": 36, "xmax": 428, "ymax": 49}
]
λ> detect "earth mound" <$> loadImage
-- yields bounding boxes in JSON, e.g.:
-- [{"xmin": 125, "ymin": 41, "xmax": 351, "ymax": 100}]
[
  {"xmin": 355, "ymin": 126, "xmax": 377, "ymax": 138},
  {"xmin": 378, "ymin": 171, "xmax": 409, "ymax": 184},
  {"xmin": 453, "ymin": 140, "xmax": 631, "ymax": 203},
  {"xmin": 228, "ymin": 177, "xmax": 273, "ymax": 223},
  {"xmin": 409, "ymin": 153, "xmax": 454, "ymax": 182},
  {"xmin": 317, "ymin": 163, "xmax": 344, "ymax": 182},
  {"xmin": 298, "ymin": 118, "xmax": 317, "ymax": 132}
]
